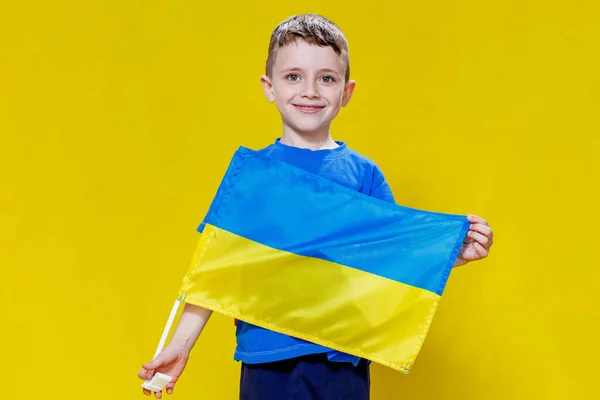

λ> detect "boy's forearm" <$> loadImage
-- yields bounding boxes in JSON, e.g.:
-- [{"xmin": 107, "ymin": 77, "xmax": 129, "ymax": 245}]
[{"xmin": 169, "ymin": 303, "xmax": 213, "ymax": 352}]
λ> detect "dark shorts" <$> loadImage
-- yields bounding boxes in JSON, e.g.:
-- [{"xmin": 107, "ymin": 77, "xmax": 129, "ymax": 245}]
[{"xmin": 239, "ymin": 354, "xmax": 370, "ymax": 400}]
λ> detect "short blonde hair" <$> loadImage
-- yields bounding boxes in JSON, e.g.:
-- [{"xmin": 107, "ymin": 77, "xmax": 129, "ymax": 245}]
[{"xmin": 265, "ymin": 14, "xmax": 351, "ymax": 82}]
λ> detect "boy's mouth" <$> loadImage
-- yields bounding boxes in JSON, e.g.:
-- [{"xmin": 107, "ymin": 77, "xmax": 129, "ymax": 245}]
[{"xmin": 293, "ymin": 104, "xmax": 325, "ymax": 114}]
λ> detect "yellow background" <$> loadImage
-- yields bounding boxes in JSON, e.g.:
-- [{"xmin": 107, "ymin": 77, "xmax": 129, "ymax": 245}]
[{"xmin": 1, "ymin": 1, "xmax": 598, "ymax": 399}]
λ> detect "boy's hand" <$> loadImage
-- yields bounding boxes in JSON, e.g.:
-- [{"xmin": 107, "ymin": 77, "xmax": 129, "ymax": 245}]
[
  {"xmin": 138, "ymin": 345, "xmax": 190, "ymax": 398},
  {"xmin": 454, "ymin": 214, "xmax": 493, "ymax": 267}
]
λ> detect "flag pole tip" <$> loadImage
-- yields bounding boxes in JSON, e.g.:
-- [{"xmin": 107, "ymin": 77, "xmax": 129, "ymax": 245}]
[{"xmin": 141, "ymin": 372, "xmax": 172, "ymax": 392}]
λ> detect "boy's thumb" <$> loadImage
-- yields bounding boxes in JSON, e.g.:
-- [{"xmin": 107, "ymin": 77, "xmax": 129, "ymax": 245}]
[{"xmin": 142, "ymin": 359, "xmax": 161, "ymax": 371}]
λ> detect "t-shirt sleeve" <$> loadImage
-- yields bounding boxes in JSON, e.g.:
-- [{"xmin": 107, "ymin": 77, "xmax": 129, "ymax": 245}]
[{"xmin": 369, "ymin": 167, "xmax": 396, "ymax": 204}]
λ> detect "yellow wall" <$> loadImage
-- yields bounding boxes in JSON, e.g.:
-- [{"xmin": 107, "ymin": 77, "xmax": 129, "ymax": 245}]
[{"xmin": 1, "ymin": 1, "xmax": 598, "ymax": 399}]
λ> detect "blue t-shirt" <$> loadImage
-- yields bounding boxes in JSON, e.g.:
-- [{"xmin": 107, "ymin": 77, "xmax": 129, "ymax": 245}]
[{"xmin": 233, "ymin": 138, "xmax": 396, "ymax": 366}]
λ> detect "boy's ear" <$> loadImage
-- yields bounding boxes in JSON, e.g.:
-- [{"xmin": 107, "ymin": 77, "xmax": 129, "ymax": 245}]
[
  {"xmin": 341, "ymin": 80, "xmax": 356, "ymax": 107},
  {"xmin": 260, "ymin": 75, "xmax": 275, "ymax": 103}
]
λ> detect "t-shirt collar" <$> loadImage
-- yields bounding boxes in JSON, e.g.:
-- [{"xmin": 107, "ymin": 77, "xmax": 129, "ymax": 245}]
[{"xmin": 273, "ymin": 138, "xmax": 349, "ymax": 160}]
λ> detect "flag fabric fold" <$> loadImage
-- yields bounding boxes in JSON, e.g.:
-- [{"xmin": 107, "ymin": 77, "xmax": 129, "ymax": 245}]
[{"xmin": 179, "ymin": 146, "xmax": 469, "ymax": 373}]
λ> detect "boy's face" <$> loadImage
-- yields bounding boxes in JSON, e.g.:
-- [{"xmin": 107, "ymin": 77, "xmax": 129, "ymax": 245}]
[{"xmin": 261, "ymin": 39, "xmax": 355, "ymax": 138}]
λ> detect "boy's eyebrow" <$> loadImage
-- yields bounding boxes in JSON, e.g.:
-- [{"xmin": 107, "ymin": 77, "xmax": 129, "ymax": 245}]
[
  {"xmin": 281, "ymin": 67, "xmax": 342, "ymax": 75},
  {"xmin": 318, "ymin": 68, "xmax": 342, "ymax": 75}
]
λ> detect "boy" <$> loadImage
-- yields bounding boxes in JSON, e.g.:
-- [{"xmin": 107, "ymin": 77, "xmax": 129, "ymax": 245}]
[{"xmin": 138, "ymin": 13, "xmax": 493, "ymax": 400}]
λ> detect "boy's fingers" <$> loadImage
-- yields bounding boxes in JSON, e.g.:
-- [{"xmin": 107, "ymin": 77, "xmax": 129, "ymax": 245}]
[
  {"xmin": 470, "ymin": 223, "xmax": 493, "ymax": 239},
  {"xmin": 143, "ymin": 388, "xmax": 151, "ymax": 396},
  {"xmin": 154, "ymin": 390, "xmax": 163, "ymax": 399},
  {"xmin": 468, "ymin": 214, "xmax": 488, "ymax": 225},
  {"xmin": 467, "ymin": 231, "xmax": 490, "ymax": 247},
  {"xmin": 474, "ymin": 242, "xmax": 489, "ymax": 258},
  {"xmin": 166, "ymin": 381, "xmax": 176, "ymax": 395}
]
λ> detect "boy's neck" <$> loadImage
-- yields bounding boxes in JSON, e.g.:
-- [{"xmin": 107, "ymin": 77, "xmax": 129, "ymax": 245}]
[{"xmin": 279, "ymin": 131, "xmax": 339, "ymax": 151}]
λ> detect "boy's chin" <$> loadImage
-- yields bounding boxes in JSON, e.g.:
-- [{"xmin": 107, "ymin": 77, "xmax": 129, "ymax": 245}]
[{"xmin": 285, "ymin": 122, "xmax": 330, "ymax": 136}]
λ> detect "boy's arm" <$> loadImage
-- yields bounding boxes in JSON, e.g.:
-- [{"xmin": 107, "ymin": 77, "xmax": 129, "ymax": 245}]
[
  {"xmin": 138, "ymin": 303, "xmax": 212, "ymax": 398},
  {"xmin": 169, "ymin": 303, "xmax": 212, "ymax": 351}
]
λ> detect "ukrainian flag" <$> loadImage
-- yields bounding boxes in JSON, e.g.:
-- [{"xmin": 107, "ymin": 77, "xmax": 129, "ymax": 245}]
[{"xmin": 179, "ymin": 147, "xmax": 469, "ymax": 373}]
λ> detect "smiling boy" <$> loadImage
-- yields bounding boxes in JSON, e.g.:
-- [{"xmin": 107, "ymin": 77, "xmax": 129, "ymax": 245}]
[{"xmin": 139, "ymin": 13, "xmax": 493, "ymax": 400}]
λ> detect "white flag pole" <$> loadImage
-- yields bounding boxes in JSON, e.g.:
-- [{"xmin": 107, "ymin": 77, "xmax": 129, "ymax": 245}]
[{"xmin": 141, "ymin": 297, "xmax": 182, "ymax": 392}]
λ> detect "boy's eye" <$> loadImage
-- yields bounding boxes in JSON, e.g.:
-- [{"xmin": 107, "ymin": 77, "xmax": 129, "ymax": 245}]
[
  {"xmin": 320, "ymin": 76, "xmax": 335, "ymax": 83},
  {"xmin": 286, "ymin": 74, "xmax": 301, "ymax": 81}
]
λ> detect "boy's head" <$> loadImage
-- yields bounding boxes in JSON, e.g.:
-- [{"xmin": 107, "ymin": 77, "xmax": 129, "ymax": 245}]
[
  {"xmin": 261, "ymin": 14, "xmax": 356, "ymax": 139},
  {"xmin": 265, "ymin": 14, "xmax": 351, "ymax": 83}
]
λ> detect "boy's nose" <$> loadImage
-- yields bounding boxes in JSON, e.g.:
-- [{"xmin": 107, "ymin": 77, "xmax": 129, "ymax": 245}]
[{"xmin": 300, "ymin": 82, "xmax": 320, "ymax": 99}]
